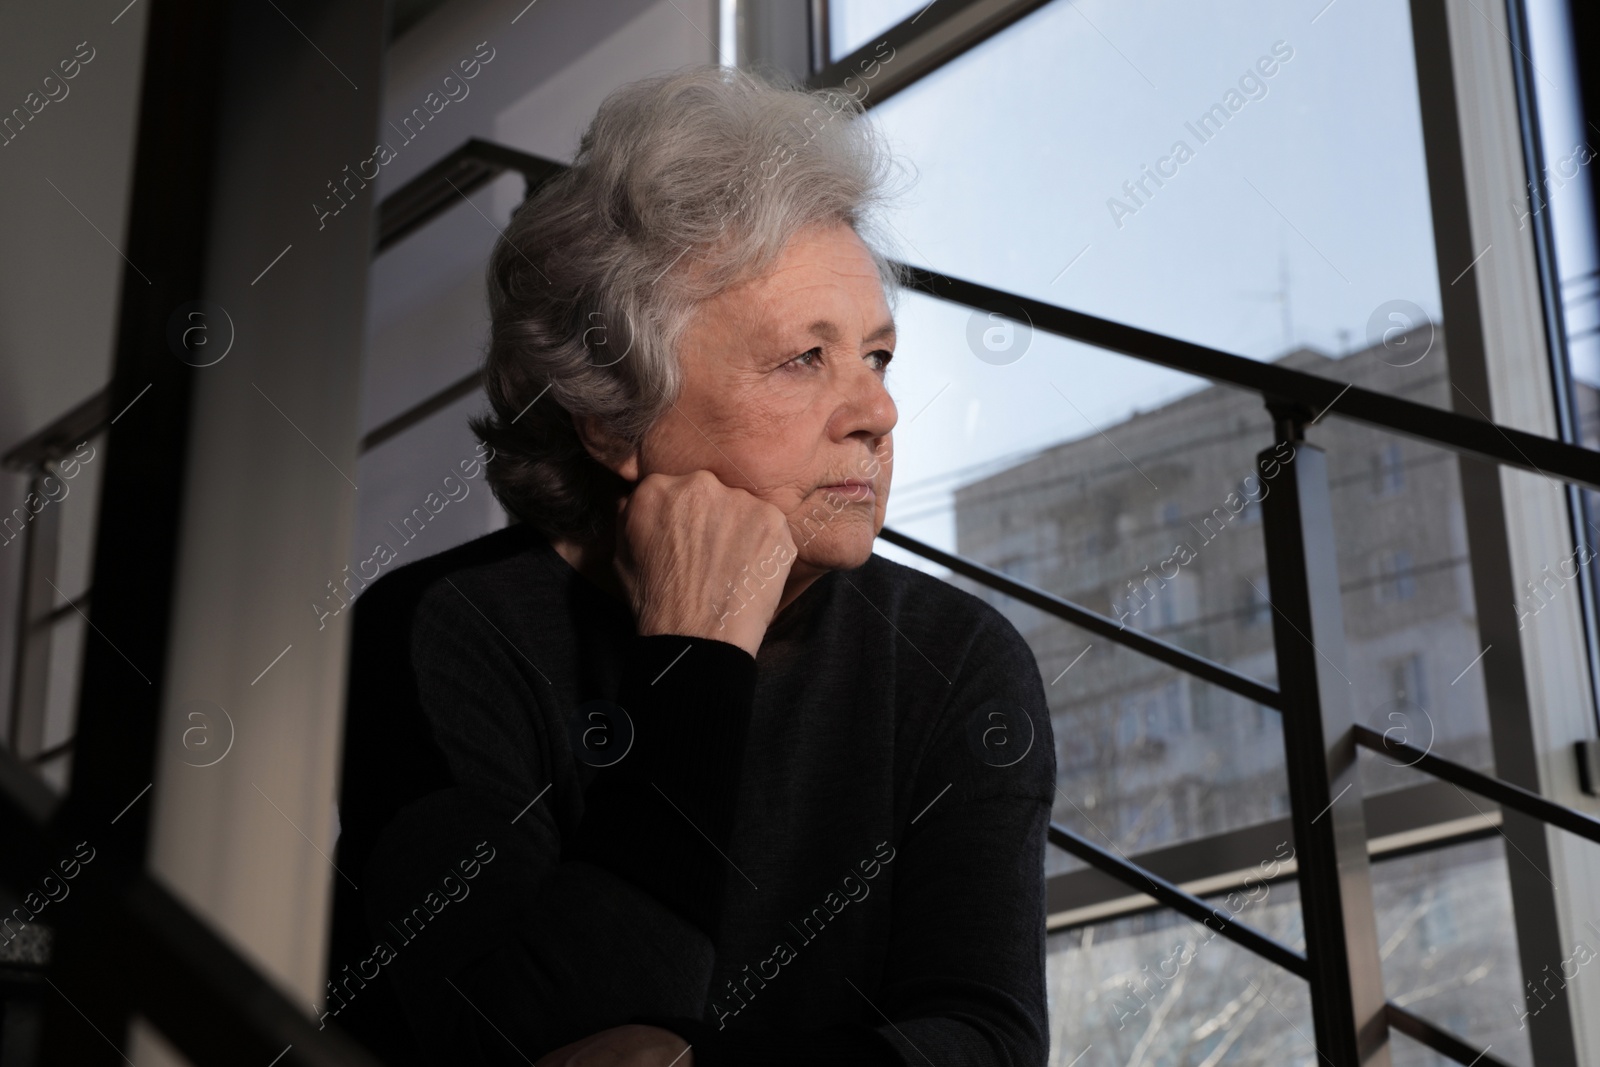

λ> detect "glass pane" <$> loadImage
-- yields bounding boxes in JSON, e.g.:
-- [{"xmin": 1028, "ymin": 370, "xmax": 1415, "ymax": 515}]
[
  {"xmin": 38, "ymin": 612, "xmax": 86, "ymax": 793},
  {"xmin": 1524, "ymin": 0, "xmax": 1600, "ymax": 725},
  {"xmin": 881, "ymin": 290, "xmax": 1213, "ymax": 566},
  {"xmin": 360, "ymin": 171, "xmax": 517, "ymax": 437},
  {"xmin": 354, "ymin": 169, "xmax": 517, "ymax": 577},
  {"xmin": 49, "ymin": 428, "xmax": 107, "ymax": 607},
  {"xmin": 1039, "ymin": 632, "xmax": 1288, "ymax": 878},
  {"xmin": 349, "ymin": 395, "xmax": 507, "ymax": 592},
  {"xmin": 0, "ymin": 428, "xmax": 102, "ymax": 792},
  {"xmin": 862, "ymin": 0, "xmax": 1448, "ymax": 403},
  {"xmin": 1046, "ymin": 873, "xmax": 1312, "ymax": 1064},
  {"xmin": 1390, "ymin": 1027, "xmax": 1478, "ymax": 1067},
  {"xmin": 0, "ymin": 471, "xmax": 19, "ymax": 729},
  {"xmin": 878, "ymin": 289, "xmax": 1291, "ymax": 872},
  {"xmin": 1046, "ymin": 836, "xmax": 1535, "ymax": 1063},
  {"xmin": 1298, "ymin": 352, "xmax": 1495, "ymax": 794},
  {"xmin": 827, "ymin": 0, "xmax": 929, "ymax": 64},
  {"xmin": 1374, "ymin": 837, "xmax": 1533, "ymax": 1067}
]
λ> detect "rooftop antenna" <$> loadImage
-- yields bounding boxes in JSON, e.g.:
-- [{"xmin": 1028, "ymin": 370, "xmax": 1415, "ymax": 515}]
[{"xmin": 1235, "ymin": 230, "xmax": 1294, "ymax": 356}]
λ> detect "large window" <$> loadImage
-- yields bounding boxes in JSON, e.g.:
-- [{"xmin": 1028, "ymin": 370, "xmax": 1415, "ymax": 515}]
[
  {"xmin": 1523, "ymin": 0, "xmax": 1600, "ymax": 721},
  {"xmin": 3, "ymin": 0, "xmax": 1596, "ymax": 1062},
  {"xmin": 818, "ymin": 0, "xmax": 1597, "ymax": 1063}
]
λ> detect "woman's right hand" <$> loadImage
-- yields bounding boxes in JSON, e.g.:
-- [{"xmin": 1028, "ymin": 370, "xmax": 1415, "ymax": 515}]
[
  {"xmin": 612, "ymin": 470, "xmax": 798, "ymax": 657},
  {"xmin": 535, "ymin": 1024, "xmax": 693, "ymax": 1067}
]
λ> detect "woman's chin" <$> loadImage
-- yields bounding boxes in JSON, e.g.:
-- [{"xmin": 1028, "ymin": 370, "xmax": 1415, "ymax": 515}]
[{"xmin": 793, "ymin": 523, "xmax": 878, "ymax": 574}]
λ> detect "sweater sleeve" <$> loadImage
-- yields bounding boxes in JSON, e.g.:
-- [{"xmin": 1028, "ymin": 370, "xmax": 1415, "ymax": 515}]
[
  {"xmin": 351, "ymin": 579, "xmax": 757, "ymax": 1063},
  {"xmin": 634, "ymin": 612, "xmax": 1058, "ymax": 1067},
  {"xmin": 563, "ymin": 632, "xmax": 760, "ymax": 936}
]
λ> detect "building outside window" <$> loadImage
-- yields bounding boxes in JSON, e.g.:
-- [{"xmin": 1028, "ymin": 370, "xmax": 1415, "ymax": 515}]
[
  {"xmin": 1373, "ymin": 442, "xmax": 1407, "ymax": 496},
  {"xmin": 816, "ymin": 0, "xmax": 1599, "ymax": 1062},
  {"xmin": 1377, "ymin": 549, "xmax": 1419, "ymax": 604}
]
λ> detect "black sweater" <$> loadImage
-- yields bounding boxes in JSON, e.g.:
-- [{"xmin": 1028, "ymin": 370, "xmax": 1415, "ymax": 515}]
[{"xmin": 327, "ymin": 521, "xmax": 1056, "ymax": 1066}]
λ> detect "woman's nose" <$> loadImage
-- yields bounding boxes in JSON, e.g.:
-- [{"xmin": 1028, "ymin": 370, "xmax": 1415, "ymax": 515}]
[{"xmin": 836, "ymin": 359, "xmax": 897, "ymax": 440}]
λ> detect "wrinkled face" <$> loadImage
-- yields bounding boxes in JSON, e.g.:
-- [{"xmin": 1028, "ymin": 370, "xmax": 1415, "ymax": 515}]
[{"xmin": 633, "ymin": 221, "xmax": 897, "ymax": 575}]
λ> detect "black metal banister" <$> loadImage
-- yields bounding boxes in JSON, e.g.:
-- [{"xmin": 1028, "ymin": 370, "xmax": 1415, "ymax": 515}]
[
  {"xmin": 9, "ymin": 109, "xmax": 1600, "ymax": 1063},
  {"xmin": 359, "ymin": 369, "xmax": 481, "ymax": 454},
  {"xmin": 376, "ymin": 137, "xmax": 564, "ymax": 254},
  {"xmin": 0, "ymin": 742, "xmax": 376, "ymax": 1065},
  {"xmin": 1046, "ymin": 777, "xmax": 1508, "ymax": 926},
  {"xmin": 1053, "ymin": 819, "xmax": 1518, "ymax": 1067},
  {"xmin": 1, "ymin": 390, "xmax": 110, "ymax": 471},
  {"xmin": 1354, "ymin": 723, "xmax": 1600, "ymax": 846},
  {"xmin": 13, "ymin": 142, "xmax": 1600, "ymax": 493},
  {"xmin": 1048, "ymin": 821, "xmax": 1309, "ymax": 977},
  {"xmin": 1384, "ymin": 1002, "xmax": 1515, "ymax": 1067},
  {"xmin": 900, "ymin": 265, "xmax": 1600, "ymax": 493},
  {"xmin": 876, "ymin": 526, "xmax": 1283, "ymax": 709}
]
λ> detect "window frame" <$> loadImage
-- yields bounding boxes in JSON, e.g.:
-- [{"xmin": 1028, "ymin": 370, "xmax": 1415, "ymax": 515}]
[{"xmin": 791, "ymin": 0, "xmax": 1600, "ymax": 1061}]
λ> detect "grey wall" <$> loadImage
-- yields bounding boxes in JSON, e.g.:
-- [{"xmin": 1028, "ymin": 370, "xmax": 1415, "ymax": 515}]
[
  {"xmin": 1, "ymin": 1, "xmax": 727, "ymax": 1058},
  {"xmin": 351, "ymin": 0, "xmax": 722, "ymax": 573},
  {"xmin": 0, "ymin": 0, "xmax": 150, "ymax": 762}
]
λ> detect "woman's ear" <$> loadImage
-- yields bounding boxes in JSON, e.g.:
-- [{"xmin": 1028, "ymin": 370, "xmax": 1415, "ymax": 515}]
[{"xmin": 575, "ymin": 414, "xmax": 640, "ymax": 482}]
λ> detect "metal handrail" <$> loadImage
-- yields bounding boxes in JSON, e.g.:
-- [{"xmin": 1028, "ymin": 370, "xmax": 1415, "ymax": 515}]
[
  {"xmin": 7, "ymin": 121, "xmax": 1598, "ymax": 1065},
  {"xmin": 14, "ymin": 138, "xmax": 1599, "ymax": 489},
  {"xmin": 876, "ymin": 529, "xmax": 1600, "ymax": 851},
  {"xmin": 1, "ymin": 389, "xmax": 109, "ymax": 470},
  {"xmin": 1386, "ymin": 1003, "xmax": 1515, "ymax": 1067},
  {"xmin": 1049, "ymin": 822, "xmax": 1309, "ymax": 977},
  {"xmin": 359, "ymin": 369, "xmax": 480, "ymax": 454},
  {"xmin": 1354, "ymin": 724, "xmax": 1600, "ymax": 845},
  {"xmin": 875, "ymin": 526, "xmax": 1283, "ymax": 709},
  {"xmin": 1052, "ymin": 812, "xmax": 1517, "ymax": 1067},
  {"xmin": 1046, "ymin": 778, "xmax": 1505, "ymax": 929},
  {"xmin": 376, "ymin": 137, "xmax": 564, "ymax": 253},
  {"xmin": 0, "ymin": 748, "xmax": 380, "ymax": 1066},
  {"xmin": 900, "ymin": 265, "xmax": 1600, "ymax": 493}
]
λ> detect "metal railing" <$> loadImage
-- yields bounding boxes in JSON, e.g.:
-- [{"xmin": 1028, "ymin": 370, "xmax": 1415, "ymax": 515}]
[
  {"xmin": 316, "ymin": 138, "xmax": 1600, "ymax": 1062},
  {"xmin": 880, "ymin": 382, "xmax": 1597, "ymax": 1067},
  {"xmin": 4, "ymin": 53, "xmax": 1600, "ymax": 1067}
]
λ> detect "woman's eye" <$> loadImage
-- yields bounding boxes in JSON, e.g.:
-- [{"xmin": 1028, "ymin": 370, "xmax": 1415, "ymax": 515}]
[{"xmin": 785, "ymin": 347, "xmax": 892, "ymax": 371}]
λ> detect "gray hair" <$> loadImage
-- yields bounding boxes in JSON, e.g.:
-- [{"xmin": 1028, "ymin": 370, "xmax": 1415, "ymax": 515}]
[{"xmin": 471, "ymin": 63, "xmax": 906, "ymax": 543}]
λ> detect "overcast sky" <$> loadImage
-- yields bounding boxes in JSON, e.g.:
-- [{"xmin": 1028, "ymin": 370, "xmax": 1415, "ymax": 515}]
[{"xmin": 828, "ymin": 0, "xmax": 1461, "ymax": 563}]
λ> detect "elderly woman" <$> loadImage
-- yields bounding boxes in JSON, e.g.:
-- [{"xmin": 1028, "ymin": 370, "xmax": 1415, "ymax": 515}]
[{"xmin": 329, "ymin": 65, "xmax": 1055, "ymax": 1067}]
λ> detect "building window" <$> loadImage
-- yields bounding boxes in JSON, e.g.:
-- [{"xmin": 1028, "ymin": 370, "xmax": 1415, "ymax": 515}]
[
  {"xmin": 1387, "ymin": 652, "xmax": 1429, "ymax": 708},
  {"xmin": 1243, "ymin": 574, "xmax": 1271, "ymax": 625},
  {"xmin": 1112, "ymin": 572, "xmax": 1193, "ymax": 632},
  {"xmin": 1238, "ymin": 481, "xmax": 1263, "ymax": 525},
  {"xmin": 806, "ymin": 0, "xmax": 1570, "ymax": 1059},
  {"xmin": 1421, "ymin": 896, "xmax": 1457, "ymax": 951},
  {"xmin": 1117, "ymin": 707, "xmax": 1139, "ymax": 746},
  {"xmin": 1115, "ymin": 681, "xmax": 1184, "ymax": 751},
  {"xmin": 1372, "ymin": 443, "xmax": 1405, "ymax": 496},
  {"xmin": 1253, "ymin": 702, "xmax": 1271, "ymax": 732},
  {"xmin": 1377, "ymin": 549, "xmax": 1418, "ymax": 603},
  {"xmin": 1151, "ymin": 586, "xmax": 1177, "ymax": 630}
]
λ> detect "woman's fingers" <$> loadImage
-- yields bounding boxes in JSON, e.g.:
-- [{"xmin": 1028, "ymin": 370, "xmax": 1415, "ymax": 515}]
[
  {"xmin": 536, "ymin": 1024, "xmax": 693, "ymax": 1067},
  {"xmin": 614, "ymin": 470, "xmax": 796, "ymax": 655}
]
